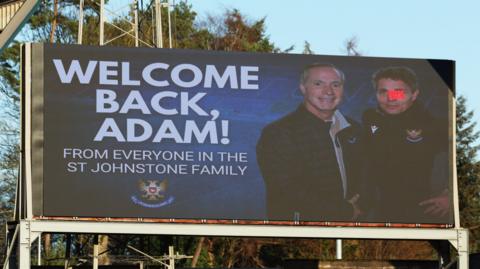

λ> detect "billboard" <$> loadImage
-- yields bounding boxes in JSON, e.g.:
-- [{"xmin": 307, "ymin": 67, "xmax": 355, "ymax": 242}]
[{"xmin": 25, "ymin": 43, "xmax": 455, "ymax": 226}]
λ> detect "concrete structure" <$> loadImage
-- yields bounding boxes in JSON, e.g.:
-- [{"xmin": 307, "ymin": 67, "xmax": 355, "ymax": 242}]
[
  {"xmin": 0, "ymin": 0, "xmax": 23, "ymax": 32},
  {"xmin": 0, "ymin": 0, "xmax": 39, "ymax": 52}
]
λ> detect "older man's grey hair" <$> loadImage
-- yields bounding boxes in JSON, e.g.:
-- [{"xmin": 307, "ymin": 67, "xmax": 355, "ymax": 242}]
[{"xmin": 300, "ymin": 63, "xmax": 346, "ymax": 85}]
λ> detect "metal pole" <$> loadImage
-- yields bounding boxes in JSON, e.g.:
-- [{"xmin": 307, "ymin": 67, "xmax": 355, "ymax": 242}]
[
  {"xmin": 335, "ymin": 239, "xmax": 342, "ymax": 260},
  {"xmin": 451, "ymin": 93, "xmax": 461, "ymax": 228},
  {"xmin": 168, "ymin": 246, "xmax": 175, "ymax": 269},
  {"xmin": 0, "ymin": 0, "xmax": 41, "ymax": 53},
  {"xmin": 93, "ymin": 235, "xmax": 99, "ymax": 269},
  {"xmin": 167, "ymin": 0, "xmax": 172, "ymax": 48},
  {"xmin": 127, "ymin": 245, "xmax": 170, "ymax": 267},
  {"xmin": 99, "ymin": 0, "xmax": 104, "ymax": 45},
  {"xmin": 18, "ymin": 221, "xmax": 30, "ymax": 269},
  {"xmin": 155, "ymin": 0, "xmax": 162, "ymax": 48},
  {"xmin": 456, "ymin": 229, "xmax": 469, "ymax": 269},
  {"xmin": 134, "ymin": 0, "xmax": 139, "ymax": 47},
  {"xmin": 64, "ymin": 234, "xmax": 71, "ymax": 269},
  {"xmin": 77, "ymin": 0, "xmax": 84, "ymax": 44},
  {"xmin": 2, "ymin": 225, "xmax": 18, "ymax": 269},
  {"xmin": 37, "ymin": 233, "xmax": 41, "ymax": 265},
  {"xmin": 151, "ymin": 3, "xmax": 155, "ymax": 43}
]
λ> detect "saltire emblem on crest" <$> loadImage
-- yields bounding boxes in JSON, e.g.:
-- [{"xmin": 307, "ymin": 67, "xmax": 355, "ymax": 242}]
[
  {"xmin": 131, "ymin": 179, "xmax": 174, "ymax": 208},
  {"xmin": 371, "ymin": 125, "xmax": 379, "ymax": 134},
  {"xmin": 406, "ymin": 129, "xmax": 423, "ymax": 143}
]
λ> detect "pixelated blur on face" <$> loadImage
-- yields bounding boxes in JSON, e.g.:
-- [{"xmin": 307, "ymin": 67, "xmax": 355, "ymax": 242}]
[
  {"xmin": 387, "ymin": 89, "xmax": 406, "ymax": 101},
  {"xmin": 376, "ymin": 78, "xmax": 418, "ymax": 115},
  {"xmin": 300, "ymin": 67, "xmax": 343, "ymax": 120}
]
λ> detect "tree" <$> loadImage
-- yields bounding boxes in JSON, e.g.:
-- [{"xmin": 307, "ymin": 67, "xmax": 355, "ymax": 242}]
[
  {"xmin": 302, "ymin": 41, "xmax": 314, "ymax": 54},
  {"xmin": 456, "ymin": 95, "xmax": 480, "ymax": 251},
  {"xmin": 0, "ymin": 43, "xmax": 21, "ymax": 224},
  {"xmin": 191, "ymin": 8, "xmax": 276, "ymax": 52},
  {"xmin": 344, "ymin": 35, "xmax": 362, "ymax": 56}
]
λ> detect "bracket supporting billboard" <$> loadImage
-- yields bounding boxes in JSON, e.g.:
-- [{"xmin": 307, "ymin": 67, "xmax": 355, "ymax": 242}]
[
  {"xmin": 15, "ymin": 219, "xmax": 469, "ymax": 269},
  {"xmin": 0, "ymin": 0, "xmax": 39, "ymax": 53}
]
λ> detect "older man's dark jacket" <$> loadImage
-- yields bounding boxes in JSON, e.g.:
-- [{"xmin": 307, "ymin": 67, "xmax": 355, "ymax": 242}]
[{"xmin": 256, "ymin": 105, "xmax": 363, "ymax": 222}]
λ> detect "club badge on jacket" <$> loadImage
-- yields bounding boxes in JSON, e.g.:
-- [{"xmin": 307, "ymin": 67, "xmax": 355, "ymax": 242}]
[{"xmin": 406, "ymin": 129, "xmax": 423, "ymax": 143}]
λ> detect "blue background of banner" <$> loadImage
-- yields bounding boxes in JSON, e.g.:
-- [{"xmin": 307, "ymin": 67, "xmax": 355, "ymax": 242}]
[{"xmin": 38, "ymin": 44, "xmax": 451, "ymax": 222}]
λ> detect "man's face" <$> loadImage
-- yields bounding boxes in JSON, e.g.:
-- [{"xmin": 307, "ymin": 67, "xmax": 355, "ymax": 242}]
[
  {"xmin": 376, "ymin": 78, "xmax": 418, "ymax": 115},
  {"xmin": 300, "ymin": 67, "xmax": 344, "ymax": 120}
]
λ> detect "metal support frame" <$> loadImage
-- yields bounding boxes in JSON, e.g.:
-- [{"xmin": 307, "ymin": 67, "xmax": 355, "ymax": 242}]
[
  {"xmin": 18, "ymin": 221, "xmax": 41, "ymax": 269},
  {"xmin": 16, "ymin": 220, "xmax": 470, "ymax": 269},
  {"xmin": 155, "ymin": 0, "xmax": 162, "ymax": 48},
  {"xmin": 449, "ymin": 229, "xmax": 469, "ymax": 268},
  {"xmin": 127, "ymin": 245, "xmax": 171, "ymax": 267},
  {"xmin": 2, "ymin": 223, "xmax": 19, "ymax": 269},
  {"xmin": 99, "ymin": 0, "xmax": 104, "ymax": 45},
  {"xmin": 77, "ymin": 0, "xmax": 84, "ymax": 44},
  {"xmin": 93, "ymin": 235, "xmax": 99, "ymax": 269},
  {"xmin": 36, "ymin": 233, "xmax": 41, "ymax": 265},
  {"xmin": 167, "ymin": 0, "xmax": 172, "ymax": 48},
  {"xmin": 451, "ymin": 91, "xmax": 461, "ymax": 229},
  {"xmin": 335, "ymin": 239, "xmax": 342, "ymax": 260},
  {"xmin": 154, "ymin": 0, "xmax": 173, "ymax": 48},
  {"xmin": 0, "ymin": 0, "xmax": 40, "ymax": 53},
  {"xmin": 127, "ymin": 244, "xmax": 192, "ymax": 269},
  {"xmin": 22, "ymin": 42, "xmax": 32, "ymax": 220},
  {"xmin": 0, "ymin": 0, "xmax": 24, "ymax": 31},
  {"xmin": 168, "ymin": 246, "xmax": 175, "ymax": 269},
  {"xmin": 133, "ymin": 0, "xmax": 139, "ymax": 47},
  {"xmin": 97, "ymin": 0, "xmax": 161, "ymax": 47}
]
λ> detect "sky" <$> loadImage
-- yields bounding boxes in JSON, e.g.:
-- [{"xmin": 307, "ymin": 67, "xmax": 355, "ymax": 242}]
[
  {"xmin": 186, "ymin": 0, "xmax": 480, "ymax": 128},
  {"xmin": 3, "ymin": 0, "xmax": 479, "ymax": 132}
]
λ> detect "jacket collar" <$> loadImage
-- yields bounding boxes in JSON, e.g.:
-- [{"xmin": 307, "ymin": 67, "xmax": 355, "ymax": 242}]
[
  {"xmin": 295, "ymin": 105, "xmax": 351, "ymax": 134},
  {"xmin": 332, "ymin": 110, "xmax": 351, "ymax": 133}
]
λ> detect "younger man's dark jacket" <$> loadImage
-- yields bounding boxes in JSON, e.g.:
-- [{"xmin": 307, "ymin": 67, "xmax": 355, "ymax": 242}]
[{"xmin": 361, "ymin": 102, "xmax": 449, "ymax": 224}]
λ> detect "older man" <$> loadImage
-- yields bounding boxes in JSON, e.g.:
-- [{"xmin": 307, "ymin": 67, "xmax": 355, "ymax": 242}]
[
  {"xmin": 256, "ymin": 63, "xmax": 362, "ymax": 222},
  {"xmin": 362, "ymin": 66, "xmax": 450, "ymax": 224}
]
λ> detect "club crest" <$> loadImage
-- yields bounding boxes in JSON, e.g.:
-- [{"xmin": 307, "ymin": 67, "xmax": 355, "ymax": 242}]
[
  {"xmin": 406, "ymin": 129, "xmax": 423, "ymax": 143},
  {"xmin": 370, "ymin": 125, "xmax": 379, "ymax": 134},
  {"xmin": 131, "ymin": 179, "xmax": 174, "ymax": 208}
]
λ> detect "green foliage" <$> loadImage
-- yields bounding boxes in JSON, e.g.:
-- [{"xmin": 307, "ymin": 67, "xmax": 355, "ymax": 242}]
[
  {"xmin": 0, "ymin": 42, "xmax": 21, "ymax": 100},
  {"xmin": 0, "ymin": 144, "xmax": 18, "ymax": 218},
  {"xmin": 456, "ymin": 95, "xmax": 480, "ymax": 251},
  {"xmin": 0, "ymin": 42, "xmax": 21, "ymax": 223},
  {"xmin": 172, "ymin": 2, "xmax": 201, "ymax": 49},
  {"xmin": 206, "ymin": 9, "xmax": 275, "ymax": 52}
]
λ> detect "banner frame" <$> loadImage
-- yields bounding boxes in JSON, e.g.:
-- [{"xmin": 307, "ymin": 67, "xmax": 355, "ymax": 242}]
[
  {"xmin": 16, "ymin": 219, "xmax": 470, "ymax": 269},
  {"xmin": 21, "ymin": 42, "xmax": 461, "ymax": 228},
  {"xmin": 17, "ymin": 41, "xmax": 469, "ymax": 269}
]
